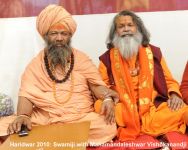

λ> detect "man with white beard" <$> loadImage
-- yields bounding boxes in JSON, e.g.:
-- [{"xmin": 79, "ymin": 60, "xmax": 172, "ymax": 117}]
[{"xmin": 96, "ymin": 10, "xmax": 188, "ymax": 148}]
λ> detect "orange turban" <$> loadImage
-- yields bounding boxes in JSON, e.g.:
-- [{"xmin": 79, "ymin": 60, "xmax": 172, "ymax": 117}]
[{"xmin": 36, "ymin": 4, "xmax": 77, "ymax": 37}]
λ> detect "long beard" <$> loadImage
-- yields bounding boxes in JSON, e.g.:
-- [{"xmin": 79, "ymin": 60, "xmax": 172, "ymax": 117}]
[
  {"xmin": 112, "ymin": 31, "xmax": 143, "ymax": 59},
  {"xmin": 46, "ymin": 40, "xmax": 72, "ymax": 70}
]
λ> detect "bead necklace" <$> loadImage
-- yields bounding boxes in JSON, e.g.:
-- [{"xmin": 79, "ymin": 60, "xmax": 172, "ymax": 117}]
[
  {"xmin": 44, "ymin": 52, "xmax": 74, "ymax": 83},
  {"xmin": 129, "ymin": 62, "xmax": 140, "ymax": 77},
  {"xmin": 44, "ymin": 52, "xmax": 74, "ymax": 103},
  {"xmin": 127, "ymin": 55, "xmax": 140, "ymax": 77},
  {"xmin": 52, "ymin": 72, "xmax": 74, "ymax": 103}
]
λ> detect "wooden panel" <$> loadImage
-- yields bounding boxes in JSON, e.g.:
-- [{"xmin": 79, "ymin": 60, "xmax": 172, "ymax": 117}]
[
  {"xmin": 0, "ymin": 121, "xmax": 90, "ymax": 150},
  {"xmin": 0, "ymin": 0, "xmax": 188, "ymax": 18}
]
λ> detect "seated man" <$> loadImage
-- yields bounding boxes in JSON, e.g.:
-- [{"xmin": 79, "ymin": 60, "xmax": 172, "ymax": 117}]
[
  {"xmin": 97, "ymin": 10, "xmax": 188, "ymax": 142},
  {"xmin": 180, "ymin": 61, "xmax": 188, "ymax": 104},
  {"xmin": 1, "ymin": 4, "xmax": 118, "ymax": 144}
]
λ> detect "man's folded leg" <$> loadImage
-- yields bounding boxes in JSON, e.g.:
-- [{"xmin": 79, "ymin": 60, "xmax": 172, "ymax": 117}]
[{"xmin": 75, "ymin": 112, "xmax": 117, "ymax": 145}]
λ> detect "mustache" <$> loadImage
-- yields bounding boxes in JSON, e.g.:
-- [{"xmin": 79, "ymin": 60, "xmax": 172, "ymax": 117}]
[
  {"xmin": 120, "ymin": 32, "xmax": 143, "ymax": 44},
  {"xmin": 121, "ymin": 33, "xmax": 134, "ymax": 37},
  {"xmin": 46, "ymin": 38, "xmax": 70, "ymax": 48},
  {"xmin": 47, "ymin": 42, "xmax": 69, "ymax": 51}
]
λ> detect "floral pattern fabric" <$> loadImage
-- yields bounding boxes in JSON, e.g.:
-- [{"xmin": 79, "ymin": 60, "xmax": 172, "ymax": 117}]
[{"xmin": 0, "ymin": 93, "xmax": 14, "ymax": 116}]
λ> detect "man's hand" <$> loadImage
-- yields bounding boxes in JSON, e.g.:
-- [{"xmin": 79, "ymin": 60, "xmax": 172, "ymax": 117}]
[
  {"xmin": 100, "ymin": 98, "xmax": 115, "ymax": 124},
  {"xmin": 7, "ymin": 116, "xmax": 32, "ymax": 135},
  {"xmin": 167, "ymin": 93, "xmax": 185, "ymax": 111},
  {"xmin": 88, "ymin": 83, "xmax": 119, "ymax": 124}
]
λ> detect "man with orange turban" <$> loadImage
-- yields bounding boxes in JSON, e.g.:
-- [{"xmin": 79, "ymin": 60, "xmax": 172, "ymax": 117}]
[{"xmin": 0, "ymin": 4, "xmax": 118, "ymax": 145}]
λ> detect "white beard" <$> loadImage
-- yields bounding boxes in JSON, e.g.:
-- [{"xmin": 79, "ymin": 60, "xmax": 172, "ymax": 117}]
[{"xmin": 112, "ymin": 31, "xmax": 143, "ymax": 59}]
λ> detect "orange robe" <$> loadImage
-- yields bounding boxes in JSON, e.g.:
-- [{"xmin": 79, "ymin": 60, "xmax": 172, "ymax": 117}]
[
  {"xmin": 99, "ymin": 46, "xmax": 188, "ymax": 141},
  {"xmin": 180, "ymin": 61, "xmax": 188, "ymax": 104},
  {"xmin": 0, "ymin": 49, "xmax": 116, "ymax": 144}
]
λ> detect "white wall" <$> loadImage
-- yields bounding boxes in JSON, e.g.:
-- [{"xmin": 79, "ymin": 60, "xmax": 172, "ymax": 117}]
[
  {"xmin": 0, "ymin": 10, "xmax": 188, "ymax": 110},
  {"xmin": 73, "ymin": 10, "xmax": 188, "ymax": 81}
]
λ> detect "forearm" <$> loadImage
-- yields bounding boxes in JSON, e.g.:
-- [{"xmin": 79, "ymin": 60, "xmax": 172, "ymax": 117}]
[
  {"xmin": 88, "ymin": 82, "xmax": 118, "ymax": 103},
  {"xmin": 169, "ymin": 91, "xmax": 181, "ymax": 98},
  {"xmin": 17, "ymin": 96, "xmax": 33, "ymax": 116},
  {"xmin": 88, "ymin": 82, "xmax": 107, "ymax": 99}
]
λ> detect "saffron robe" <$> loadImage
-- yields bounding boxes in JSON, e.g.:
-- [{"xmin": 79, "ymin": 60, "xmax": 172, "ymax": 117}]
[
  {"xmin": 0, "ymin": 49, "xmax": 116, "ymax": 144},
  {"xmin": 180, "ymin": 61, "xmax": 188, "ymax": 104},
  {"xmin": 98, "ymin": 46, "xmax": 188, "ymax": 141}
]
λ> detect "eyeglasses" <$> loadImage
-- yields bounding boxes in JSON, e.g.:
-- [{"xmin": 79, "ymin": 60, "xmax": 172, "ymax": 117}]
[{"xmin": 48, "ymin": 31, "xmax": 71, "ymax": 38}]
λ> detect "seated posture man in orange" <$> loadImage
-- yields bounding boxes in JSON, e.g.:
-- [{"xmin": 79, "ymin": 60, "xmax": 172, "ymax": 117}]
[
  {"xmin": 181, "ymin": 61, "xmax": 188, "ymax": 104},
  {"xmin": 0, "ymin": 4, "xmax": 119, "ymax": 144},
  {"xmin": 97, "ymin": 10, "xmax": 188, "ymax": 142}
]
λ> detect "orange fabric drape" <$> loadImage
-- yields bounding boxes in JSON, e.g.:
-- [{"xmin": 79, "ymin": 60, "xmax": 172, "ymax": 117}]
[
  {"xmin": 110, "ymin": 46, "xmax": 153, "ymax": 141},
  {"xmin": 98, "ymin": 46, "xmax": 188, "ymax": 141},
  {"xmin": 180, "ymin": 61, "xmax": 188, "ymax": 104}
]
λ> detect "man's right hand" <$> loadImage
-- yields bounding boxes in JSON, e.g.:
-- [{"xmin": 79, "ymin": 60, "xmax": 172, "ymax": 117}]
[{"xmin": 7, "ymin": 115, "xmax": 32, "ymax": 134}]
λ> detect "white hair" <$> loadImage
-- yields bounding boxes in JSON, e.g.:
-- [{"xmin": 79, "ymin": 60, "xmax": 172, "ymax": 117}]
[{"xmin": 112, "ymin": 31, "xmax": 143, "ymax": 59}]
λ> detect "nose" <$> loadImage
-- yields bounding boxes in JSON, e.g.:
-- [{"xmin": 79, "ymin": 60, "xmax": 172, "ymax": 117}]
[
  {"xmin": 123, "ymin": 25, "xmax": 130, "ymax": 32},
  {"xmin": 56, "ymin": 33, "xmax": 63, "ymax": 41}
]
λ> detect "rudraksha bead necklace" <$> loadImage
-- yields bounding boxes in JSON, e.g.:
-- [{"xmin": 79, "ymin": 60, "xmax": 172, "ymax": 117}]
[
  {"xmin": 44, "ymin": 52, "xmax": 74, "ymax": 103},
  {"xmin": 44, "ymin": 52, "xmax": 74, "ymax": 83}
]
